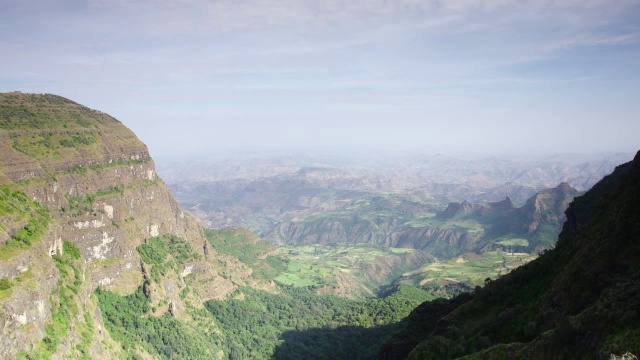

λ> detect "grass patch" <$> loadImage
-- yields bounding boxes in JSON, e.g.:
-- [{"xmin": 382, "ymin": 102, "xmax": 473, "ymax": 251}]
[
  {"xmin": 0, "ymin": 187, "xmax": 50, "ymax": 259},
  {"xmin": 205, "ymin": 228, "xmax": 287, "ymax": 280},
  {"xmin": 67, "ymin": 158, "xmax": 150, "ymax": 176},
  {"xmin": 404, "ymin": 251, "xmax": 537, "ymax": 288},
  {"xmin": 0, "ymin": 277, "xmax": 13, "ymax": 300},
  {"xmin": 389, "ymin": 247, "xmax": 415, "ymax": 254},
  {"xmin": 273, "ymin": 244, "xmax": 417, "ymax": 290}
]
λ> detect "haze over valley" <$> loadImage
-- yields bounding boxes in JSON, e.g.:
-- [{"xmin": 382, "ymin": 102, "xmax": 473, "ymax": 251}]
[
  {"xmin": 161, "ymin": 152, "xmax": 630, "ymax": 234},
  {"xmin": 2, "ymin": 0, "xmax": 640, "ymax": 359},
  {"xmin": 1, "ymin": 88, "xmax": 639, "ymax": 360}
]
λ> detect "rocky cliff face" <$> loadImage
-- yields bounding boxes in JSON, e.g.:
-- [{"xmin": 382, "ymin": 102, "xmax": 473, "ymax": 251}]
[
  {"xmin": 265, "ymin": 183, "xmax": 578, "ymax": 257},
  {"xmin": 438, "ymin": 196, "xmax": 517, "ymax": 219},
  {"xmin": 265, "ymin": 214, "xmax": 485, "ymax": 259},
  {"xmin": 0, "ymin": 93, "xmax": 241, "ymax": 359},
  {"xmin": 488, "ymin": 182, "xmax": 582, "ymax": 252},
  {"xmin": 514, "ymin": 182, "xmax": 579, "ymax": 234}
]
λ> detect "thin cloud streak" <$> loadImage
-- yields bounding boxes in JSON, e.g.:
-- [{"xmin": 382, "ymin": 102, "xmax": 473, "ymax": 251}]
[{"xmin": 0, "ymin": 0, "xmax": 639, "ymax": 157}]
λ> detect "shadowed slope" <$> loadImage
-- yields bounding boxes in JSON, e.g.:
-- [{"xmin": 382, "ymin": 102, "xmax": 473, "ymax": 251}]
[{"xmin": 381, "ymin": 150, "xmax": 640, "ymax": 359}]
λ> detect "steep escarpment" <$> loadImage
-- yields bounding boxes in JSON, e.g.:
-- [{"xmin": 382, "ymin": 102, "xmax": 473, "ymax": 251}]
[
  {"xmin": 266, "ymin": 211, "xmax": 485, "ymax": 257},
  {"xmin": 0, "ymin": 93, "xmax": 223, "ymax": 291},
  {"xmin": 1, "ymin": 93, "xmax": 445, "ymax": 360},
  {"xmin": 266, "ymin": 184, "xmax": 578, "ymax": 257},
  {"xmin": 511, "ymin": 182, "xmax": 579, "ymax": 234},
  {"xmin": 380, "ymin": 150, "xmax": 640, "ymax": 359},
  {"xmin": 437, "ymin": 196, "xmax": 517, "ymax": 219},
  {"xmin": 473, "ymin": 182, "xmax": 581, "ymax": 253},
  {"xmin": 0, "ymin": 93, "xmax": 243, "ymax": 359}
]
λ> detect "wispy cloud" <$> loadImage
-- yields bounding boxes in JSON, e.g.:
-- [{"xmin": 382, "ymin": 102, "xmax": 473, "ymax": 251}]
[
  {"xmin": 257, "ymin": 38, "xmax": 376, "ymax": 55},
  {"xmin": 1, "ymin": 0, "xmax": 639, "ymax": 156},
  {"xmin": 508, "ymin": 32, "xmax": 640, "ymax": 64},
  {"xmin": 78, "ymin": 0, "xmax": 637, "ymax": 35},
  {"xmin": 543, "ymin": 33, "xmax": 640, "ymax": 52}
]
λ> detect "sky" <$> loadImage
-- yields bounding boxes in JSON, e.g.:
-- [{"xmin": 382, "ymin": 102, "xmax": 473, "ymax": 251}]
[{"xmin": 1, "ymin": 0, "xmax": 639, "ymax": 160}]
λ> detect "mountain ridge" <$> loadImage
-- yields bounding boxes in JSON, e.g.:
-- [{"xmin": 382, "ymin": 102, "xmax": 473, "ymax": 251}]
[
  {"xmin": 267, "ymin": 182, "xmax": 579, "ymax": 256},
  {"xmin": 0, "ymin": 92, "xmax": 259, "ymax": 359},
  {"xmin": 380, "ymin": 150, "xmax": 640, "ymax": 359}
]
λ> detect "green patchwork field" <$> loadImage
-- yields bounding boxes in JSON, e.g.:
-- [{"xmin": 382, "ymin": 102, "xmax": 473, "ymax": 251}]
[
  {"xmin": 402, "ymin": 251, "xmax": 537, "ymax": 288},
  {"xmin": 274, "ymin": 244, "xmax": 415, "ymax": 289}
]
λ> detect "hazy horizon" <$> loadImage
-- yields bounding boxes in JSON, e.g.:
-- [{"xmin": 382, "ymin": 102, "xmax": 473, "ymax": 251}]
[
  {"xmin": 2, "ymin": 1, "xmax": 639, "ymax": 160},
  {"xmin": 151, "ymin": 145, "xmax": 636, "ymax": 165}
]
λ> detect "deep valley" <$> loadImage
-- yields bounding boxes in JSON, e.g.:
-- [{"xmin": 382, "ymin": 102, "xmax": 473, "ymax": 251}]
[{"xmin": 1, "ymin": 93, "xmax": 638, "ymax": 360}]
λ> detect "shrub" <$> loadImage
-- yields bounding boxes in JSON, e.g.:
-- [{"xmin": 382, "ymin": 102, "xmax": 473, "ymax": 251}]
[{"xmin": 0, "ymin": 277, "xmax": 11, "ymax": 291}]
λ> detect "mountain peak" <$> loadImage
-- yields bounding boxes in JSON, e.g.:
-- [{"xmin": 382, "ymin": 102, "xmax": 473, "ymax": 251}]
[{"xmin": 381, "ymin": 149, "xmax": 640, "ymax": 359}]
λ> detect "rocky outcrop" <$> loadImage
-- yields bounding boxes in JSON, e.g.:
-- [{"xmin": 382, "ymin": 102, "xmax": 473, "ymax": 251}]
[
  {"xmin": 513, "ymin": 182, "xmax": 579, "ymax": 234},
  {"xmin": 0, "ymin": 231, "xmax": 60, "ymax": 356},
  {"xmin": 0, "ymin": 93, "xmax": 235, "ymax": 359},
  {"xmin": 1, "ymin": 93, "xmax": 207, "ymax": 292},
  {"xmin": 437, "ymin": 196, "xmax": 517, "ymax": 220},
  {"xmin": 485, "ymin": 182, "xmax": 582, "ymax": 252},
  {"xmin": 437, "ymin": 200, "xmax": 487, "ymax": 219}
]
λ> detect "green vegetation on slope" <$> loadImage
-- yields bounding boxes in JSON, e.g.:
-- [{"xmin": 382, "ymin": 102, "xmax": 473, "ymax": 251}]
[
  {"xmin": 0, "ymin": 187, "xmax": 50, "ymax": 261},
  {"xmin": 103, "ymin": 238, "xmax": 216, "ymax": 359},
  {"xmin": 0, "ymin": 92, "xmax": 148, "ymax": 180},
  {"xmin": 19, "ymin": 242, "xmax": 91, "ymax": 359},
  {"xmin": 95, "ymin": 281, "xmax": 433, "ymax": 360},
  {"xmin": 274, "ymin": 244, "xmax": 415, "ymax": 289},
  {"xmin": 381, "ymin": 152, "xmax": 640, "ymax": 360},
  {"xmin": 137, "ymin": 234, "xmax": 202, "ymax": 283},
  {"xmin": 205, "ymin": 228, "xmax": 287, "ymax": 280},
  {"xmin": 10, "ymin": 131, "xmax": 99, "ymax": 161},
  {"xmin": 401, "ymin": 251, "xmax": 536, "ymax": 289},
  {"xmin": 0, "ymin": 93, "xmax": 106, "ymax": 130},
  {"xmin": 206, "ymin": 284, "xmax": 434, "ymax": 359},
  {"xmin": 96, "ymin": 286, "xmax": 219, "ymax": 359}
]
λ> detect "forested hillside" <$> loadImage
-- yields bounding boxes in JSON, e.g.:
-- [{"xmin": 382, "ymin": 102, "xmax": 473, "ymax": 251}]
[{"xmin": 381, "ymin": 151, "xmax": 640, "ymax": 359}]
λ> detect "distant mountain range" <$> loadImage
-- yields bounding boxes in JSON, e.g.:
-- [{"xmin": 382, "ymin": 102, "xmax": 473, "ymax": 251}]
[
  {"xmin": 165, "ymin": 153, "xmax": 628, "ymax": 247},
  {"xmin": 265, "ymin": 182, "xmax": 580, "ymax": 257},
  {"xmin": 380, "ymin": 151, "xmax": 640, "ymax": 359},
  {"xmin": 2, "ymin": 92, "xmax": 637, "ymax": 360}
]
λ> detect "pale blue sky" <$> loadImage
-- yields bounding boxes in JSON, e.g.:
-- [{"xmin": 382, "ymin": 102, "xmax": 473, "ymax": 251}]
[{"xmin": 1, "ymin": 0, "xmax": 639, "ymax": 159}]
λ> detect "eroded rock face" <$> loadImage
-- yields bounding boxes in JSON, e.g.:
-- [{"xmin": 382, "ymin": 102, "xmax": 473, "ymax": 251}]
[
  {"xmin": 0, "ymin": 93, "xmax": 229, "ymax": 359},
  {"xmin": 0, "ymin": 233, "xmax": 59, "ymax": 356},
  {"xmin": 0, "ymin": 93, "xmax": 205, "ymax": 293},
  {"xmin": 438, "ymin": 196, "xmax": 517, "ymax": 220},
  {"xmin": 514, "ymin": 182, "xmax": 579, "ymax": 234}
]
